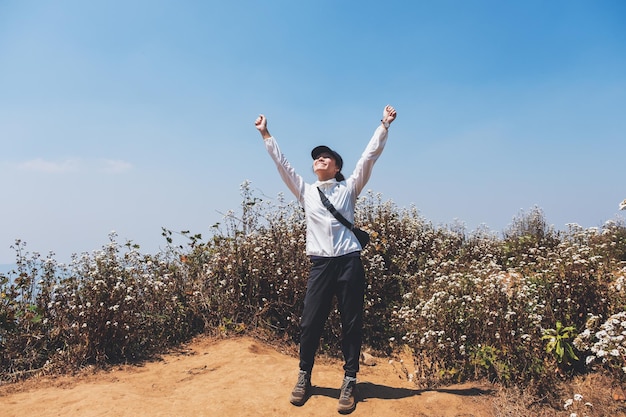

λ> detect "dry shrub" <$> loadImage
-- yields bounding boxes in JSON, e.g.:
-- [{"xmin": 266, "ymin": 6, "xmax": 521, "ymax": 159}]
[{"xmin": 2, "ymin": 181, "xmax": 626, "ymax": 412}]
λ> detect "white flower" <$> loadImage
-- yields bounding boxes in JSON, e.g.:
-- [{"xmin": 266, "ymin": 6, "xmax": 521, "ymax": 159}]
[
  {"xmin": 574, "ymin": 393, "xmax": 583, "ymax": 401},
  {"xmin": 564, "ymin": 399, "xmax": 573, "ymax": 409}
]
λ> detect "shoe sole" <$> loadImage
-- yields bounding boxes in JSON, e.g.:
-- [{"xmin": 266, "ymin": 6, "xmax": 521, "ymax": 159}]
[
  {"xmin": 290, "ymin": 396, "xmax": 307, "ymax": 406},
  {"xmin": 337, "ymin": 403, "xmax": 356, "ymax": 414}
]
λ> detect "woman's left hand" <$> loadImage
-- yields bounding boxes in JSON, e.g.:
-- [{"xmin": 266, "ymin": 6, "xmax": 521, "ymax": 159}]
[{"xmin": 382, "ymin": 105, "xmax": 397, "ymax": 124}]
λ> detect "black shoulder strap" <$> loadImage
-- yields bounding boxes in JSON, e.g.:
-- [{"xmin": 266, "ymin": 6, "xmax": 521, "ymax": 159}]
[{"xmin": 317, "ymin": 187, "xmax": 354, "ymax": 231}]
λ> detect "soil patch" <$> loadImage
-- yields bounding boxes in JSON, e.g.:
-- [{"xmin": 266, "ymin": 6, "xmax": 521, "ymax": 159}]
[{"xmin": 1, "ymin": 336, "xmax": 495, "ymax": 417}]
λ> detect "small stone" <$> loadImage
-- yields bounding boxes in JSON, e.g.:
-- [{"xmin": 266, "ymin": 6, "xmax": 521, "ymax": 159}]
[{"xmin": 360, "ymin": 352, "xmax": 377, "ymax": 366}]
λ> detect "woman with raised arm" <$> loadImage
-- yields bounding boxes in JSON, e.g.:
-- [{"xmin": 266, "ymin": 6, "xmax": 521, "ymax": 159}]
[{"xmin": 254, "ymin": 105, "xmax": 397, "ymax": 414}]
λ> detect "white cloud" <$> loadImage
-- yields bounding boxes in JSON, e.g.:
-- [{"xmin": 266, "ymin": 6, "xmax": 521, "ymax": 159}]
[
  {"xmin": 18, "ymin": 158, "xmax": 80, "ymax": 173},
  {"xmin": 100, "ymin": 159, "xmax": 133, "ymax": 174}
]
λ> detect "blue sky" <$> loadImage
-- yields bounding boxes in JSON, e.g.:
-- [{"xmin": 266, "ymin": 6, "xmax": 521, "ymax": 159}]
[{"xmin": 1, "ymin": 0, "xmax": 625, "ymax": 264}]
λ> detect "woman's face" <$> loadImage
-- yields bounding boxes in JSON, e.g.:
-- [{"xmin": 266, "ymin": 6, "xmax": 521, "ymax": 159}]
[{"xmin": 313, "ymin": 152, "xmax": 340, "ymax": 181}]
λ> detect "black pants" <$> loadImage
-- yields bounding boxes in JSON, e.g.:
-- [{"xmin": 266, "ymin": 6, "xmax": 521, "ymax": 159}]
[{"xmin": 298, "ymin": 254, "xmax": 365, "ymax": 378}]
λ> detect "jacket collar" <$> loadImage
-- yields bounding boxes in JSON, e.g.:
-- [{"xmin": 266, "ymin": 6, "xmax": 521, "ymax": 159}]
[{"xmin": 314, "ymin": 178, "xmax": 337, "ymax": 189}]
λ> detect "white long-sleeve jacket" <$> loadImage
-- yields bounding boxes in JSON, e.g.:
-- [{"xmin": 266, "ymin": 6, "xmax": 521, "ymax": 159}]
[{"xmin": 264, "ymin": 125, "xmax": 389, "ymax": 257}]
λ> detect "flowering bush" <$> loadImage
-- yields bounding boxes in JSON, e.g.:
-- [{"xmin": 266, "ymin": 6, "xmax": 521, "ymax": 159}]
[
  {"xmin": 563, "ymin": 393, "xmax": 593, "ymax": 417},
  {"xmin": 574, "ymin": 309, "xmax": 626, "ymax": 381},
  {"xmin": 1, "ymin": 182, "xmax": 626, "ymax": 396},
  {"xmin": 1, "ymin": 235, "xmax": 202, "ymax": 378}
]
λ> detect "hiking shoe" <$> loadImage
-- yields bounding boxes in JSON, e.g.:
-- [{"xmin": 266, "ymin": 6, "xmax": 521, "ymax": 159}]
[
  {"xmin": 290, "ymin": 370, "xmax": 311, "ymax": 406},
  {"xmin": 337, "ymin": 376, "xmax": 357, "ymax": 414}
]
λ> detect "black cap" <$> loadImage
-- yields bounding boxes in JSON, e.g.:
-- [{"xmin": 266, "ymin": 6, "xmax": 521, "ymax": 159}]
[{"xmin": 311, "ymin": 145, "xmax": 343, "ymax": 170}]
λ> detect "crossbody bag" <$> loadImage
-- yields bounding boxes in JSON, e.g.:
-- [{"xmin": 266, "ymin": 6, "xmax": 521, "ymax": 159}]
[{"xmin": 317, "ymin": 187, "xmax": 370, "ymax": 248}]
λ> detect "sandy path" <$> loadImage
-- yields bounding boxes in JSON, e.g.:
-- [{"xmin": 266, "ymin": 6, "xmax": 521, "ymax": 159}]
[{"xmin": 1, "ymin": 336, "xmax": 494, "ymax": 417}]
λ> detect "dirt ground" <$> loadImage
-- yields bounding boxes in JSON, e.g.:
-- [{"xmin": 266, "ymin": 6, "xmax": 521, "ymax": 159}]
[{"xmin": 1, "ymin": 336, "xmax": 496, "ymax": 417}]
